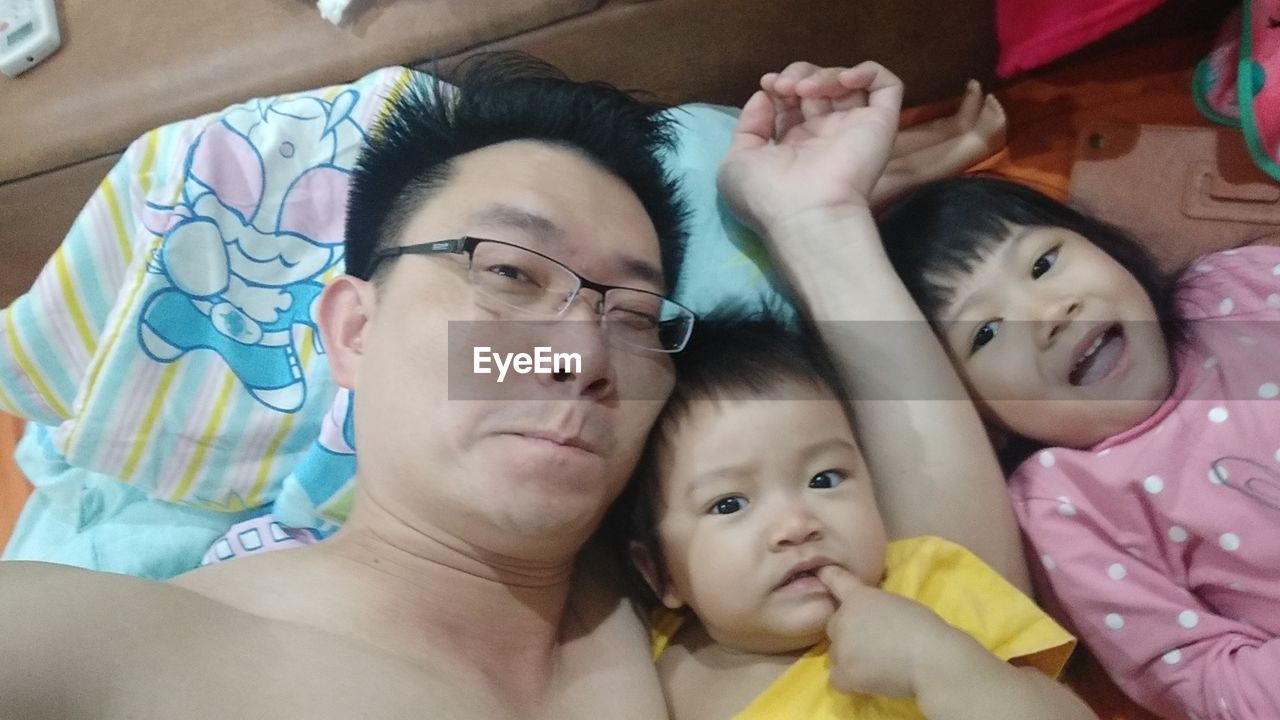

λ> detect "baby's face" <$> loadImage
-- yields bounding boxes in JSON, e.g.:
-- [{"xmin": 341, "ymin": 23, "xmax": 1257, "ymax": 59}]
[
  {"xmin": 652, "ymin": 380, "xmax": 887, "ymax": 654},
  {"xmin": 936, "ymin": 224, "xmax": 1173, "ymax": 448}
]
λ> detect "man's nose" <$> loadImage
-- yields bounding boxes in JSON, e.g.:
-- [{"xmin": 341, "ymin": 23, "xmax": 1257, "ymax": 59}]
[
  {"xmin": 769, "ymin": 501, "xmax": 823, "ymax": 550},
  {"xmin": 541, "ymin": 291, "xmax": 614, "ymax": 399},
  {"xmin": 1036, "ymin": 296, "xmax": 1081, "ymax": 348}
]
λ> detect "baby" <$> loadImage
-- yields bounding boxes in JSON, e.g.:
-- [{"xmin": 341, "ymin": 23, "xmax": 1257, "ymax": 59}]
[
  {"xmin": 879, "ymin": 176, "xmax": 1280, "ymax": 719},
  {"xmin": 613, "ymin": 312, "xmax": 1094, "ymax": 720}
]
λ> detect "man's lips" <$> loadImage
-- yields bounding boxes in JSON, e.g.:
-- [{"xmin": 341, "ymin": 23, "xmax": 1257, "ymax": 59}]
[{"xmin": 510, "ymin": 430, "xmax": 599, "ymax": 456}]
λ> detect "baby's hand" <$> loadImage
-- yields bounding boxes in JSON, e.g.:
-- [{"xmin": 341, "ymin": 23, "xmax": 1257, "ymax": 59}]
[{"xmin": 817, "ymin": 564, "xmax": 952, "ymax": 699}]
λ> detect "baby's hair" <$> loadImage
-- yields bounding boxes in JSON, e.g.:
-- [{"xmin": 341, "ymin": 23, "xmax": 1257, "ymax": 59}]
[
  {"xmin": 608, "ymin": 306, "xmax": 843, "ymax": 608},
  {"xmin": 876, "ymin": 176, "xmax": 1186, "ymax": 467}
]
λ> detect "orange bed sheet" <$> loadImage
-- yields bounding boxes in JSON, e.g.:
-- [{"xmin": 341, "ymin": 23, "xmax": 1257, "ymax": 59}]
[
  {"xmin": 0, "ymin": 411, "xmax": 30, "ymax": 551},
  {"xmin": 980, "ymin": 33, "xmax": 1213, "ymax": 199}
]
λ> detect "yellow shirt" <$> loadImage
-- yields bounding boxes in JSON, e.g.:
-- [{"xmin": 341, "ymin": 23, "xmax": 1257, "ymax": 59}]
[{"xmin": 650, "ymin": 536, "xmax": 1076, "ymax": 720}]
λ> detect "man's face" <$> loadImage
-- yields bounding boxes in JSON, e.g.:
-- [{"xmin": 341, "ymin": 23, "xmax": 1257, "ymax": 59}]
[
  {"xmin": 652, "ymin": 381, "xmax": 887, "ymax": 654},
  {"xmin": 339, "ymin": 141, "xmax": 676, "ymax": 560},
  {"xmin": 938, "ymin": 225, "xmax": 1173, "ymax": 448}
]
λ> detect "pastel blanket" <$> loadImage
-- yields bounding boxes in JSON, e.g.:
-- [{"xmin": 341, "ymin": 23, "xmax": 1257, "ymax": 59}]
[{"xmin": 0, "ymin": 66, "xmax": 412, "ymax": 513}]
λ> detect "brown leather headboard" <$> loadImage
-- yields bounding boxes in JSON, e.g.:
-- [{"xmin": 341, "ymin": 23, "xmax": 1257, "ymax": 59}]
[
  {"xmin": 459, "ymin": 0, "xmax": 999, "ymax": 108},
  {"xmin": 0, "ymin": 0, "xmax": 999, "ymax": 306}
]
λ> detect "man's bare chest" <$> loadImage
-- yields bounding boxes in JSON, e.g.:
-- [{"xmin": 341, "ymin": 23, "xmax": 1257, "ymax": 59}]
[{"xmin": 100, "ymin": 616, "xmax": 661, "ymax": 720}]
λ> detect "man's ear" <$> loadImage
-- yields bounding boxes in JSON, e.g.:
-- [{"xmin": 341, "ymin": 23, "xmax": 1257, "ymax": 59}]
[
  {"xmin": 629, "ymin": 541, "xmax": 684, "ymax": 610},
  {"xmin": 317, "ymin": 275, "xmax": 374, "ymax": 390}
]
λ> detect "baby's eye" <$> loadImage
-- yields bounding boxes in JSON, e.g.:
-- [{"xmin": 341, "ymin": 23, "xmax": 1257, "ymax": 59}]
[
  {"xmin": 971, "ymin": 320, "xmax": 1000, "ymax": 353},
  {"xmin": 1031, "ymin": 247, "xmax": 1060, "ymax": 279},
  {"xmin": 709, "ymin": 496, "xmax": 748, "ymax": 515},
  {"xmin": 809, "ymin": 470, "xmax": 846, "ymax": 489}
]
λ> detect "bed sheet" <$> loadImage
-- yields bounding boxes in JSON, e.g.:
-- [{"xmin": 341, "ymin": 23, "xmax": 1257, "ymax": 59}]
[
  {"xmin": 981, "ymin": 33, "xmax": 1212, "ymax": 196},
  {"xmin": 0, "ymin": 412, "xmax": 28, "ymax": 550}
]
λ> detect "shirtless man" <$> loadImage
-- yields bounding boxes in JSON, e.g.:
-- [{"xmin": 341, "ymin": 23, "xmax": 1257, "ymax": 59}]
[
  {"xmin": 2, "ymin": 55, "xmax": 686, "ymax": 720},
  {"xmin": 0, "ymin": 57, "xmax": 1026, "ymax": 719}
]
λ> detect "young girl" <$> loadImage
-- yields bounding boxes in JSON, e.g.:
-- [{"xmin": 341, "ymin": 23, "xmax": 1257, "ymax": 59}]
[
  {"xmin": 878, "ymin": 176, "xmax": 1280, "ymax": 720},
  {"xmin": 614, "ymin": 313, "xmax": 1093, "ymax": 720}
]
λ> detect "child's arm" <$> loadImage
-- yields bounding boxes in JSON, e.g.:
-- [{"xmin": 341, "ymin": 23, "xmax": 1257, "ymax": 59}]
[
  {"xmin": 914, "ymin": 635, "xmax": 1096, "ymax": 720},
  {"xmin": 816, "ymin": 566, "xmax": 1096, "ymax": 720},
  {"xmin": 873, "ymin": 81, "xmax": 1006, "ymax": 210},
  {"xmin": 716, "ymin": 61, "xmax": 1029, "ymax": 591}
]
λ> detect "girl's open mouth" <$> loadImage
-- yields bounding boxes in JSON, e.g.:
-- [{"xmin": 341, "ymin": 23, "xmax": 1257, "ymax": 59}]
[{"xmin": 1069, "ymin": 324, "xmax": 1127, "ymax": 386}]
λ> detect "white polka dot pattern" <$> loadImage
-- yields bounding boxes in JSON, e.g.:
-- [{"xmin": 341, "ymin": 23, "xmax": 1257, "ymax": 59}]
[
  {"xmin": 1056, "ymin": 497, "xmax": 1076, "ymax": 516},
  {"xmin": 1005, "ymin": 246, "xmax": 1280, "ymax": 718}
]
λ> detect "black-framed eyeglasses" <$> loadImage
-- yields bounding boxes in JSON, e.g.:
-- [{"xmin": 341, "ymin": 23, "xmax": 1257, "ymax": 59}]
[{"xmin": 366, "ymin": 236, "xmax": 696, "ymax": 353}]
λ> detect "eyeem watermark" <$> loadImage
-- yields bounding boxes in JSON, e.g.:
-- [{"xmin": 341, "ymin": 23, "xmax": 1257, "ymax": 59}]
[{"xmin": 473, "ymin": 346, "xmax": 582, "ymax": 383}]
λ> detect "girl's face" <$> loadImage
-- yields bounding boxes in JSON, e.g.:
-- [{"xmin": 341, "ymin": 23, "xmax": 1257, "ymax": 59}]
[
  {"xmin": 648, "ymin": 381, "xmax": 887, "ymax": 654},
  {"xmin": 936, "ymin": 224, "xmax": 1174, "ymax": 449}
]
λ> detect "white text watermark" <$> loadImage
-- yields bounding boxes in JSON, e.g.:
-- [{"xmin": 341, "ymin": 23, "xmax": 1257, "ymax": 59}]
[{"xmin": 473, "ymin": 346, "xmax": 583, "ymax": 383}]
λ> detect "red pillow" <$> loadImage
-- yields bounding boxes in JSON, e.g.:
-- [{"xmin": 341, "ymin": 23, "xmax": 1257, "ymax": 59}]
[{"xmin": 996, "ymin": 0, "xmax": 1167, "ymax": 77}]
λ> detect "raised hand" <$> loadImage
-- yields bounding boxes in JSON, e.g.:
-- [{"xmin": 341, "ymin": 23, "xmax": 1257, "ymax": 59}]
[{"xmin": 716, "ymin": 61, "xmax": 903, "ymax": 236}]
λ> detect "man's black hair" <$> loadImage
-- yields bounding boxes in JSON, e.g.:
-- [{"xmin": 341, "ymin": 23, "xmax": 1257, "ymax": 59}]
[
  {"xmin": 607, "ymin": 307, "xmax": 843, "ymax": 608},
  {"xmin": 344, "ymin": 52, "xmax": 686, "ymax": 293}
]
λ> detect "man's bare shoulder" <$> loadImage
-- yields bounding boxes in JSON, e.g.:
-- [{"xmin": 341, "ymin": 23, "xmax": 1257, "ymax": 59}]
[
  {"xmin": 0, "ymin": 560, "xmax": 247, "ymax": 663},
  {"xmin": 0, "ymin": 561, "xmax": 444, "ymax": 718},
  {"xmin": 0, "ymin": 559, "xmax": 206, "ymax": 619},
  {"xmin": 0, "ymin": 561, "xmax": 231, "ymax": 718}
]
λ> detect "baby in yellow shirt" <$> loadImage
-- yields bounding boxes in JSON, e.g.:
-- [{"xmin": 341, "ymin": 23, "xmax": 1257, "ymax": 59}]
[{"xmin": 613, "ymin": 312, "xmax": 1095, "ymax": 720}]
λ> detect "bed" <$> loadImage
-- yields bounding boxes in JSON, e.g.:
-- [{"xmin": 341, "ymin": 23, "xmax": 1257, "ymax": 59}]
[{"xmin": 0, "ymin": 1, "xmax": 1248, "ymax": 717}]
